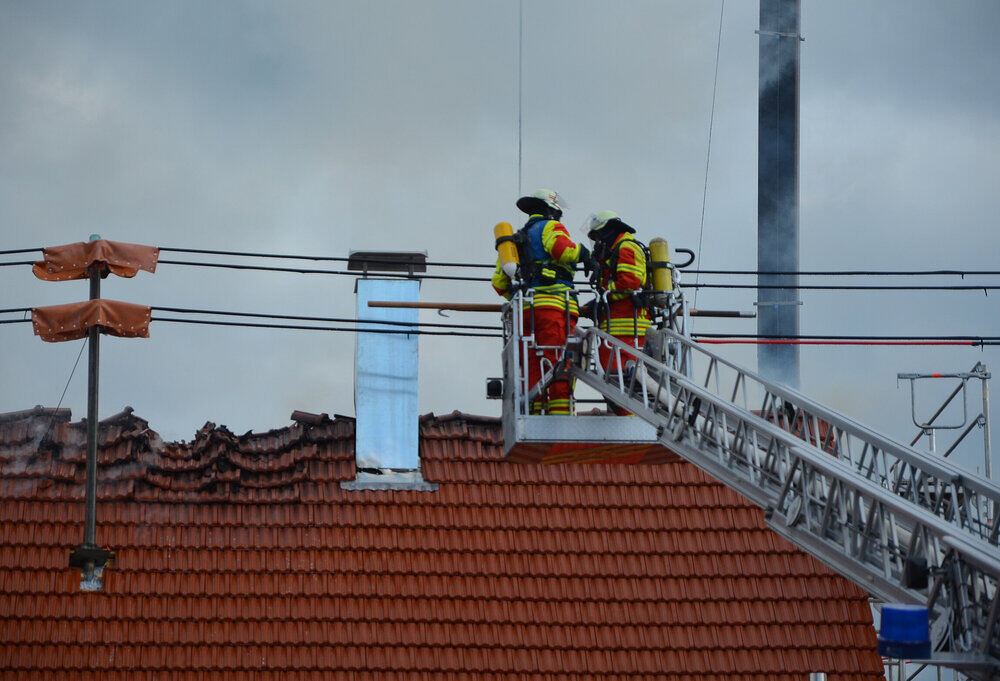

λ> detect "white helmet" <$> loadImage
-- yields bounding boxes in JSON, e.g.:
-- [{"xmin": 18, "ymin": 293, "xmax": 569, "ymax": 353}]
[
  {"xmin": 582, "ymin": 210, "xmax": 634, "ymax": 240},
  {"xmin": 516, "ymin": 189, "xmax": 567, "ymax": 217}
]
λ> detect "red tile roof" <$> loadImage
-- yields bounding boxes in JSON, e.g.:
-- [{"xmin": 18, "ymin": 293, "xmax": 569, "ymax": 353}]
[{"xmin": 0, "ymin": 406, "xmax": 883, "ymax": 679}]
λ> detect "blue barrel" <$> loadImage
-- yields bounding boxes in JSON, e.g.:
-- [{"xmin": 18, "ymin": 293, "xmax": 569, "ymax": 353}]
[{"xmin": 878, "ymin": 604, "xmax": 931, "ymax": 659}]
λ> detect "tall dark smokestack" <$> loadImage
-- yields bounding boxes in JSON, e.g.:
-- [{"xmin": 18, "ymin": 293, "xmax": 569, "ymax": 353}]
[{"xmin": 758, "ymin": 0, "xmax": 801, "ymax": 387}]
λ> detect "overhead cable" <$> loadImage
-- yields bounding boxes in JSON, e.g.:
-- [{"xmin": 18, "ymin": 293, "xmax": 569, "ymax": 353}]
[
  {"xmin": 150, "ymin": 306, "xmax": 501, "ymax": 331},
  {"xmin": 688, "ymin": 268, "xmax": 1000, "ymax": 276},
  {"xmin": 142, "ymin": 249, "xmax": 1000, "ymax": 276},
  {"xmin": 516, "ymin": 0, "xmax": 523, "ymax": 195},
  {"xmin": 694, "ymin": 0, "xmax": 725, "ymax": 309},
  {"xmin": 11, "ymin": 243, "xmax": 1000, "ymax": 276},
  {"xmin": 156, "ymin": 261, "xmax": 1000, "ymax": 291},
  {"xmin": 694, "ymin": 332, "xmax": 1000, "ymax": 342},
  {"xmin": 158, "ymin": 248, "xmax": 495, "ymax": 269},
  {"xmin": 12, "ymin": 252, "xmax": 1000, "ymax": 290},
  {"xmin": 159, "ymin": 259, "xmax": 490, "ymax": 282},
  {"xmin": 696, "ymin": 339, "xmax": 994, "ymax": 346},
  {"xmin": 7, "ymin": 306, "xmax": 996, "ymax": 343},
  {"xmin": 152, "ymin": 316, "xmax": 501, "ymax": 338},
  {"xmin": 689, "ymin": 283, "xmax": 1000, "ymax": 291},
  {"xmin": 40, "ymin": 340, "xmax": 88, "ymax": 443}
]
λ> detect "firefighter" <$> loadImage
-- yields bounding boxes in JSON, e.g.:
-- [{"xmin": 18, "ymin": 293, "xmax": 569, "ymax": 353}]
[
  {"xmin": 492, "ymin": 189, "xmax": 590, "ymax": 415},
  {"xmin": 582, "ymin": 210, "xmax": 649, "ymax": 415}
]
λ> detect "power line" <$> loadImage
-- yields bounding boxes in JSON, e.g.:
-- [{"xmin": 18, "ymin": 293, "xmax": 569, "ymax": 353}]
[
  {"xmin": 3, "ymin": 303, "xmax": 500, "ymax": 332},
  {"xmin": 2, "ymin": 244, "xmax": 498, "ymax": 269},
  {"xmin": 689, "ymin": 282, "xmax": 1000, "ymax": 291},
  {"xmin": 12, "ymin": 247, "xmax": 1000, "ymax": 289},
  {"xmin": 516, "ymin": 0, "xmax": 523, "ymax": 196},
  {"xmin": 696, "ymin": 339, "xmax": 991, "ymax": 346},
  {"xmin": 10, "ymin": 300, "xmax": 1000, "ymax": 340},
  {"xmin": 39, "ymin": 340, "xmax": 88, "ymax": 443},
  {"xmin": 688, "ymin": 268, "xmax": 1000, "ymax": 276},
  {"xmin": 9, "ymin": 309, "xmax": 999, "ymax": 344},
  {"xmin": 156, "ymin": 261, "xmax": 1000, "ymax": 291},
  {"xmin": 151, "ymin": 306, "xmax": 501, "ymax": 331},
  {"xmin": 159, "ymin": 259, "xmax": 490, "ymax": 282},
  {"xmin": 12, "ymin": 253, "xmax": 1000, "ymax": 290},
  {"xmin": 158, "ymin": 247, "xmax": 495, "ymax": 270},
  {"xmin": 152, "ymin": 316, "xmax": 501, "ymax": 338},
  {"xmin": 149, "ymin": 249, "xmax": 1000, "ymax": 277},
  {"xmin": 694, "ymin": 0, "xmax": 725, "ymax": 309},
  {"xmin": 12, "ymin": 242, "xmax": 1000, "ymax": 276},
  {"xmin": 694, "ymin": 332, "xmax": 1000, "ymax": 341}
]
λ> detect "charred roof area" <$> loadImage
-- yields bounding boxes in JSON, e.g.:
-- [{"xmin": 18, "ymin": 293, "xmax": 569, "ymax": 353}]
[{"xmin": 0, "ymin": 406, "xmax": 360, "ymax": 503}]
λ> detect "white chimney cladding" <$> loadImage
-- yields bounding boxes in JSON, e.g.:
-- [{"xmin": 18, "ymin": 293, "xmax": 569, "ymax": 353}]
[{"xmin": 354, "ymin": 278, "xmax": 420, "ymax": 470}]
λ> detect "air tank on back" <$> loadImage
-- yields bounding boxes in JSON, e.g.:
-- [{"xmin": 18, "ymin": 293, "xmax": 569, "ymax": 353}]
[
  {"xmin": 648, "ymin": 237, "xmax": 673, "ymax": 308},
  {"xmin": 494, "ymin": 222, "xmax": 520, "ymax": 278}
]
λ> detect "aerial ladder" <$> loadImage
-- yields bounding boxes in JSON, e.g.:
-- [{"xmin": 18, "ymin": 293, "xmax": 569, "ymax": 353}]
[{"xmin": 500, "ymin": 289, "xmax": 1000, "ymax": 680}]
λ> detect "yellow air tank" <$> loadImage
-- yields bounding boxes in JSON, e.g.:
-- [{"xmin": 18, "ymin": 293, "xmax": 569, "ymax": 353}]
[
  {"xmin": 494, "ymin": 222, "xmax": 520, "ymax": 278},
  {"xmin": 649, "ymin": 238, "xmax": 673, "ymax": 293}
]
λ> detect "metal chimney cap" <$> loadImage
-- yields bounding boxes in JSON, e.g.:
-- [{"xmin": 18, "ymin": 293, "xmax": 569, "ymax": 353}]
[{"xmin": 348, "ymin": 251, "xmax": 427, "ymax": 275}]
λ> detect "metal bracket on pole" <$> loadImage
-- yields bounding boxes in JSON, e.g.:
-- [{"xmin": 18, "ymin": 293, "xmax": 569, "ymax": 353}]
[
  {"xmin": 755, "ymin": 29, "xmax": 805, "ymax": 41},
  {"xmin": 753, "ymin": 300, "xmax": 803, "ymax": 307},
  {"xmin": 899, "ymin": 366, "xmax": 993, "ymax": 483},
  {"xmin": 898, "ymin": 372, "xmax": 973, "ymax": 431}
]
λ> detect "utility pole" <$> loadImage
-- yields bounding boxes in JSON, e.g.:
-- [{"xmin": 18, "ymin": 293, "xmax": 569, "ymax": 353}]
[
  {"xmin": 757, "ymin": 0, "xmax": 801, "ymax": 387},
  {"xmin": 84, "ymin": 238, "xmax": 101, "ymax": 548},
  {"xmin": 69, "ymin": 234, "xmax": 110, "ymax": 587},
  {"xmin": 34, "ymin": 236, "xmax": 156, "ymax": 587}
]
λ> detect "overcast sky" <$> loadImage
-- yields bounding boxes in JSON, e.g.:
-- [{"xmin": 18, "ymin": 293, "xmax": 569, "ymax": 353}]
[{"xmin": 2, "ymin": 1, "xmax": 999, "ymax": 475}]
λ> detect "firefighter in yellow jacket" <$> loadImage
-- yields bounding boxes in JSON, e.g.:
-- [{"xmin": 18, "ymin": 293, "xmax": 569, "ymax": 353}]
[
  {"xmin": 583, "ymin": 211, "xmax": 649, "ymax": 414},
  {"xmin": 492, "ymin": 189, "xmax": 590, "ymax": 415}
]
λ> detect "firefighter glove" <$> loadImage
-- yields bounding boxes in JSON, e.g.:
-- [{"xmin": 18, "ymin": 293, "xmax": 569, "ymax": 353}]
[{"xmin": 578, "ymin": 245, "xmax": 595, "ymax": 277}]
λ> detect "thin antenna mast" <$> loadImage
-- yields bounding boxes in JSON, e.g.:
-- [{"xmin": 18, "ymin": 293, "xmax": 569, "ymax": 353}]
[{"xmin": 516, "ymin": 0, "xmax": 523, "ymax": 195}]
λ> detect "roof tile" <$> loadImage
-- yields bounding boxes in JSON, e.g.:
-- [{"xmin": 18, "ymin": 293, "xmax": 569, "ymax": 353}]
[{"xmin": 0, "ymin": 409, "xmax": 882, "ymax": 678}]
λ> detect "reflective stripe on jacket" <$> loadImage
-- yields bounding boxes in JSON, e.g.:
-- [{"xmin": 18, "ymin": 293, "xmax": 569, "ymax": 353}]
[
  {"xmin": 598, "ymin": 233, "xmax": 649, "ymax": 337},
  {"xmin": 492, "ymin": 215, "xmax": 582, "ymax": 314},
  {"xmin": 599, "ymin": 301, "xmax": 650, "ymax": 336}
]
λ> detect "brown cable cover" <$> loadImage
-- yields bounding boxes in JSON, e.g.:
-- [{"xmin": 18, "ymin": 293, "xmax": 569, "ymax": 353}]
[
  {"xmin": 33, "ymin": 240, "xmax": 159, "ymax": 281},
  {"xmin": 32, "ymin": 300, "xmax": 152, "ymax": 342}
]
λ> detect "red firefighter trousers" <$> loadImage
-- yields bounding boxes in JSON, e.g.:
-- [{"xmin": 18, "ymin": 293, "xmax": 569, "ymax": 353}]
[
  {"xmin": 522, "ymin": 307, "xmax": 577, "ymax": 415},
  {"xmin": 597, "ymin": 301, "xmax": 646, "ymax": 416}
]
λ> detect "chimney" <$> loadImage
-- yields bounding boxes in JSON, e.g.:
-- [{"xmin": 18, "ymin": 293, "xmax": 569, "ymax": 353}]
[
  {"xmin": 342, "ymin": 251, "xmax": 437, "ymax": 491},
  {"xmin": 757, "ymin": 0, "xmax": 801, "ymax": 388}
]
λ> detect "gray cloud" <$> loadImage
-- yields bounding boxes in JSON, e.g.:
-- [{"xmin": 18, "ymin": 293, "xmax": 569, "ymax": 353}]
[{"xmin": 1, "ymin": 1, "xmax": 999, "ymax": 479}]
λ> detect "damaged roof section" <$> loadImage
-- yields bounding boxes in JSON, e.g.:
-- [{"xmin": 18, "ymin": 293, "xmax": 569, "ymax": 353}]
[
  {"xmin": 0, "ymin": 406, "xmax": 357, "ymax": 503},
  {"xmin": 0, "ymin": 406, "xmax": 884, "ymax": 679}
]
